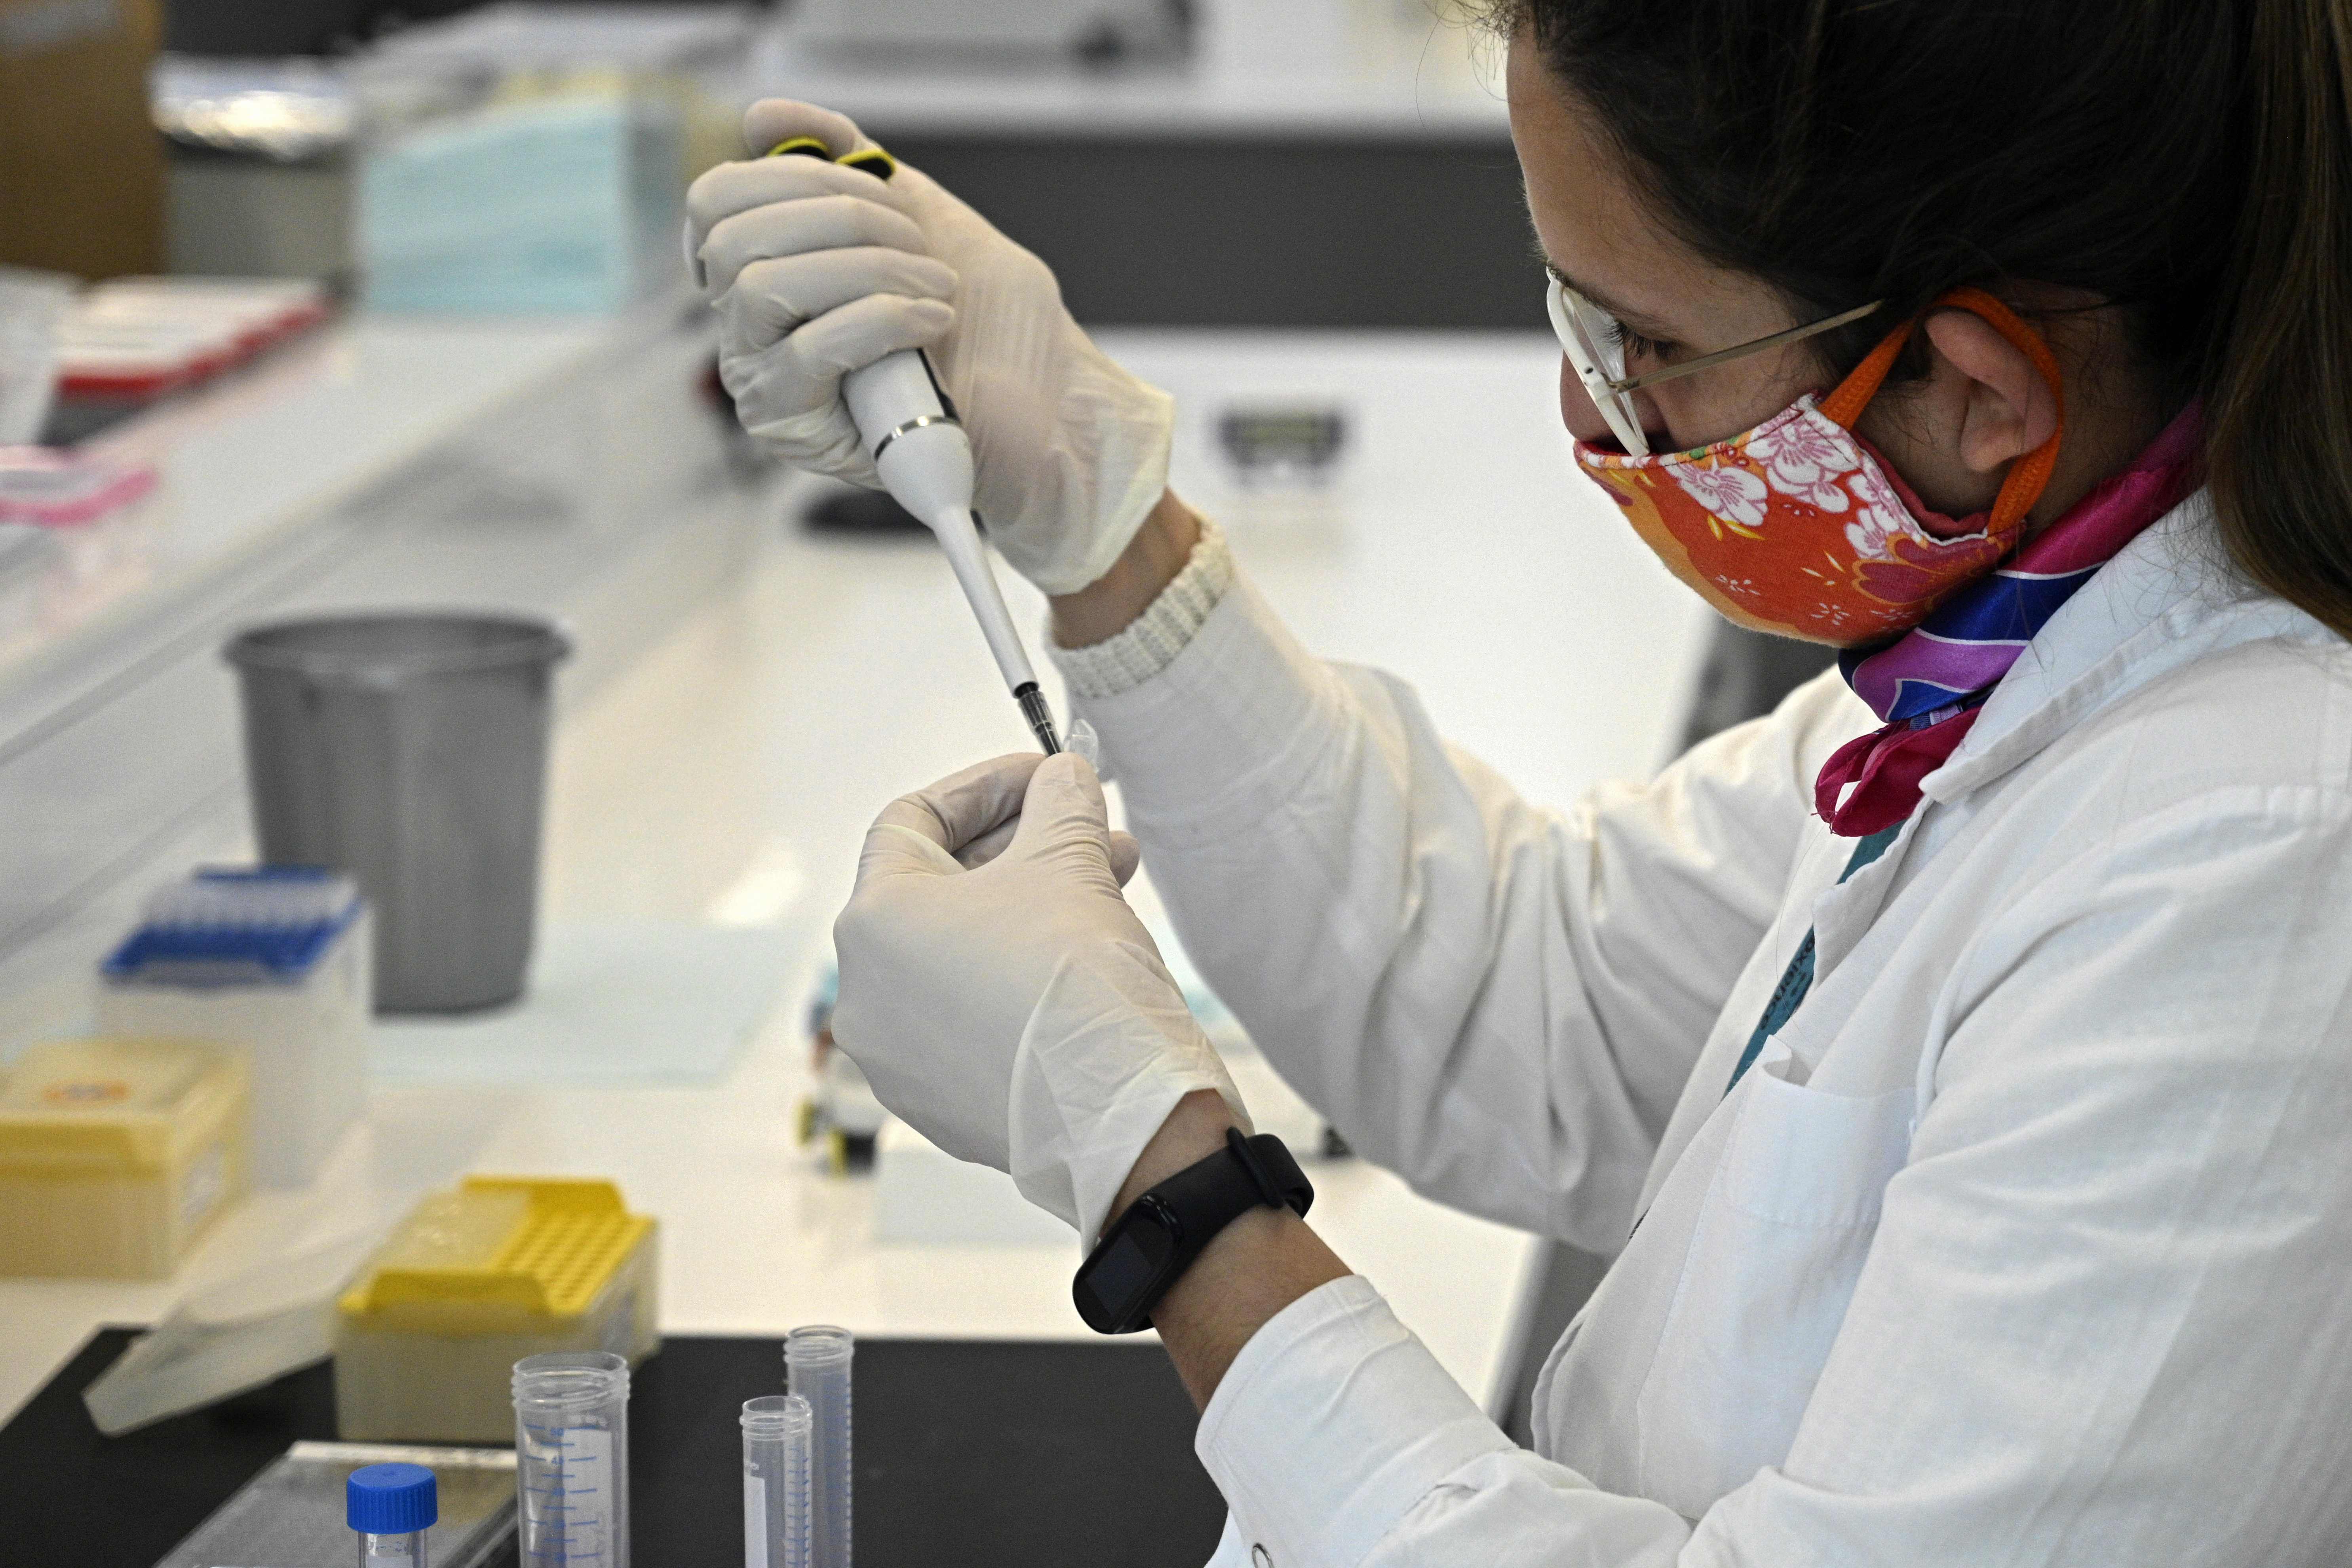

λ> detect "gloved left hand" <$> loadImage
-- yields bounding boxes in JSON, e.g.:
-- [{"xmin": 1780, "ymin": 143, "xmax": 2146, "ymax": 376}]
[{"xmin": 831, "ymin": 751, "xmax": 1247, "ymax": 1241}]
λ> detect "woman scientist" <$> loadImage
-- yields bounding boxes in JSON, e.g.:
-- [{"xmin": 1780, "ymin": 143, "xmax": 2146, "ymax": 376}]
[{"xmin": 687, "ymin": 0, "xmax": 2352, "ymax": 1560}]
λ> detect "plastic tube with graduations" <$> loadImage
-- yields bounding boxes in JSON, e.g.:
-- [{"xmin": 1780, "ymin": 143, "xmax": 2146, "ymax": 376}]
[
  {"xmin": 783, "ymin": 1327, "xmax": 853, "ymax": 1568},
  {"xmin": 742, "ymin": 1393, "xmax": 812, "ymax": 1568}
]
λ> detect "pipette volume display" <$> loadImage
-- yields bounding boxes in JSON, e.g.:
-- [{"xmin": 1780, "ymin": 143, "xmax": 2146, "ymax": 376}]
[{"xmin": 513, "ymin": 1352, "xmax": 631, "ymax": 1568}]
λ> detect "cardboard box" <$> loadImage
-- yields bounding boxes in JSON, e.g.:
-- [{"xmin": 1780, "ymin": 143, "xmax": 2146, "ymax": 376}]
[{"xmin": 0, "ymin": 0, "xmax": 166, "ymax": 279}]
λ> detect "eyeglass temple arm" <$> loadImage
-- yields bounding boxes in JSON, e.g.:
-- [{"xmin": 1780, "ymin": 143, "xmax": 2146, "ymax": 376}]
[{"xmin": 1600, "ymin": 300, "xmax": 1884, "ymax": 396}]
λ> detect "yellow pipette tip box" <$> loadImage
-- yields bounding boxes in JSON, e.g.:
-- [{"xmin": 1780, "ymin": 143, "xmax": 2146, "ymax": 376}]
[
  {"xmin": 0, "ymin": 1036, "xmax": 248, "ymax": 1279},
  {"xmin": 334, "ymin": 1176, "xmax": 659, "ymax": 1443}
]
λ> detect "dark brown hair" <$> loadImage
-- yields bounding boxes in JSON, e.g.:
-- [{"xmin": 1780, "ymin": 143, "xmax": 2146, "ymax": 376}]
[{"xmin": 1490, "ymin": 0, "xmax": 2352, "ymax": 639}]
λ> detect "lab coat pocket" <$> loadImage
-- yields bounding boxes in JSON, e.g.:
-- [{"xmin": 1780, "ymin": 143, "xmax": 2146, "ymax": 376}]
[{"xmin": 1633, "ymin": 1049, "xmax": 1913, "ymax": 1516}]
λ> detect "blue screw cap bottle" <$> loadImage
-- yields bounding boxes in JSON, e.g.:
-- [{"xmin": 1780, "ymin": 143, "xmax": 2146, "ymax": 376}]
[{"xmin": 348, "ymin": 1462, "xmax": 437, "ymax": 1568}]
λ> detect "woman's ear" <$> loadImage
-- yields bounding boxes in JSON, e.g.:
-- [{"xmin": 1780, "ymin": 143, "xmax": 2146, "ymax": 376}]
[{"xmin": 1923, "ymin": 309, "xmax": 2060, "ymax": 475}]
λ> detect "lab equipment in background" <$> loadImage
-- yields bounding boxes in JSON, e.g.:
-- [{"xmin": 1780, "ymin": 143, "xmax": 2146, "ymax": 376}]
[
  {"xmin": 99, "ymin": 867, "xmax": 372, "ymax": 1188},
  {"xmin": 154, "ymin": 1442, "xmax": 517, "ymax": 1568},
  {"xmin": 85, "ymin": 1228, "xmax": 380, "ymax": 1435},
  {"xmin": 152, "ymin": 55, "xmax": 358, "ymax": 164},
  {"xmin": 359, "ymin": 94, "xmax": 681, "ymax": 315},
  {"xmin": 350, "ymin": 1462, "xmax": 438, "ymax": 1568},
  {"xmin": 358, "ymin": 3, "xmax": 749, "ymax": 176},
  {"xmin": 0, "ymin": 1036, "xmax": 246, "ymax": 1279},
  {"xmin": 0, "ymin": 267, "xmax": 70, "ymax": 444},
  {"xmin": 798, "ymin": 967, "xmax": 887, "ymax": 1173},
  {"xmin": 0, "ymin": 447, "xmax": 156, "ymax": 525},
  {"xmin": 0, "ymin": 445, "xmax": 163, "ymax": 643},
  {"xmin": 355, "ymin": 5, "xmax": 750, "ymax": 315},
  {"xmin": 797, "ymin": 483, "xmax": 925, "ymax": 535},
  {"xmin": 225, "ymin": 613, "xmax": 571, "ymax": 1013},
  {"xmin": 1218, "ymin": 406, "xmax": 1350, "ymax": 489},
  {"xmin": 741, "ymin": 1393, "xmax": 814, "ymax": 1568},
  {"xmin": 513, "ymin": 1350, "xmax": 633, "ymax": 1568},
  {"xmin": 153, "ymin": 56, "xmax": 360, "ymax": 283},
  {"xmin": 337, "ymin": 1178, "xmax": 659, "ymax": 1442},
  {"xmin": 53, "ymin": 276, "xmax": 330, "ymax": 403},
  {"xmin": 789, "ymin": 0, "xmax": 1193, "ymax": 65},
  {"xmin": 784, "ymin": 1327, "xmax": 853, "ymax": 1568}
]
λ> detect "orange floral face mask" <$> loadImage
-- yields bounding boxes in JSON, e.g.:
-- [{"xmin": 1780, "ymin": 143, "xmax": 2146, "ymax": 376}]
[{"xmin": 1574, "ymin": 287, "xmax": 2066, "ymax": 647}]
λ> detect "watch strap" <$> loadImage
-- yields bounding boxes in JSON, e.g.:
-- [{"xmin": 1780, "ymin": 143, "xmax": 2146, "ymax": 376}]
[
  {"xmin": 1072, "ymin": 1129, "xmax": 1312, "ymax": 1334},
  {"xmin": 1150, "ymin": 1128, "xmax": 1310, "ymax": 1232}
]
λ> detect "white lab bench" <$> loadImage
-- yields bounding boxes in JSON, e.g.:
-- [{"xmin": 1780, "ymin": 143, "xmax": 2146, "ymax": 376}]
[{"xmin": 0, "ymin": 324, "xmax": 1709, "ymax": 1439}]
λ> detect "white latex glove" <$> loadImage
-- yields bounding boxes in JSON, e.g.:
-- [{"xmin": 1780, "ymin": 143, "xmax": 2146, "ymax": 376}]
[
  {"xmin": 685, "ymin": 100, "xmax": 1176, "ymax": 596},
  {"xmin": 831, "ymin": 751, "xmax": 1247, "ymax": 1241}
]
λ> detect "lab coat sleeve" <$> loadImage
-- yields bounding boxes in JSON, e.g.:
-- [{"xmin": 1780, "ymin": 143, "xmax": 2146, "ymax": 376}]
[
  {"xmin": 1077, "ymin": 567, "xmax": 1869, "ymax": 1245},
  {"xmin": 1197, "ymin": 1275, "xmax": 1695, "ymax": 1568},
  {"xmin": 1198, "ymin": 786, "xmax": 2352, "ymax": 1568}
]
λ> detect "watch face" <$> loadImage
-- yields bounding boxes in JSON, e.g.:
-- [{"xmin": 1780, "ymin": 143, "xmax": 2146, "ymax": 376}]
[{"xmin": 1075, "ymin": 1199, "xmax": 1181, "ymax": 1330}]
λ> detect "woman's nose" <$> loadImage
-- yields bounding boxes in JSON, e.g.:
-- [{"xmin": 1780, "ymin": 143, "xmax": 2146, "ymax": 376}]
[
  {"xmin": 1557, "ymin": 356, "xmax": 1670, "ymax": 453},
  {"xmin": 1558, "ymin": 356, "xmax": 1614, "ymax": 444}
]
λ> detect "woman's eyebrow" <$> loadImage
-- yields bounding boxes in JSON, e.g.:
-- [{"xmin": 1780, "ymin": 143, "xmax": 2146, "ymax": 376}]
[{"xmin": 1544, "ymin": 263, "xmax": 1676, "ymax": 335}]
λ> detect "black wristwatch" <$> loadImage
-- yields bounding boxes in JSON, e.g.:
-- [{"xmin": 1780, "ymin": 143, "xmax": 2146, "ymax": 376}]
[{"xmin": 1073, "ymin": 1128, "xmax": 1313, "ymax": 1334}]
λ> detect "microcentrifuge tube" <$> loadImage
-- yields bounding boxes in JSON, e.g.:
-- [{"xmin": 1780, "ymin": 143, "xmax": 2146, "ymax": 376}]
[
  {"xmin": 1066, "ymin": 718, "xmax": 1102, "ymax": 773},
  {"xmin": 785, "ymin": 1327, "xmax": 853, "ymax": 1568},
  {"xmin": 513, "ymin": 1351, "xmax": 631, "ymax": 1568},
  {"xmin": 742, "ymin": 1394, "xmax": 813, "ymax": 1568}
]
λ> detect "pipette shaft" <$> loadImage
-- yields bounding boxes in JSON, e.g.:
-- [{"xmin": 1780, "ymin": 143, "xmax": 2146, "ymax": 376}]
[{"xmin": 841, "ymin": 350, "xmax": 1062, "ymax": 755}]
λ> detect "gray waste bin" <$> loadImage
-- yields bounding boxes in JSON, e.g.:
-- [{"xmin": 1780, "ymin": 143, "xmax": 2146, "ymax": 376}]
[{"xmin": 226, "ymin": 612, "xmax": 570, "ymax": 1013}]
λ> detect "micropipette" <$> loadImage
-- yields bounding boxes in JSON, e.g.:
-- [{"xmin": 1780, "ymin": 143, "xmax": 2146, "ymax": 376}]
[
  {"xmin": 765, "ymin": 138, "xmax": 1062, "ymax": 756},
  {"xmin": 840, "ymin": 352, "xmax": 1062, "ymax": 754}
]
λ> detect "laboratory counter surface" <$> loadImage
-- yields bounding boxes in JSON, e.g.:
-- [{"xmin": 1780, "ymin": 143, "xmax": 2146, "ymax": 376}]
[
  {"xmin": 0, "ymin": 332, "xmax": 1710, "ymax": 1473},
  {"xmin": 4, "ymin": 1329, "xmax": 1225, "ymax": 1568}
]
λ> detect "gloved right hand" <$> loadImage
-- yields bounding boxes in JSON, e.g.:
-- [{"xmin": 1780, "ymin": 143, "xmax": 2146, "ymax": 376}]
[{"xmin": 686, "ymin": 99, "xmax": 1176, "ymax": 597}]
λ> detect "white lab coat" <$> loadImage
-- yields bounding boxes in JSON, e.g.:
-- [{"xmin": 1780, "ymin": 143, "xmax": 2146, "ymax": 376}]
[{"xmin": 1072, "ymin": 494, "xmax": 2352, "ymax": 1567}]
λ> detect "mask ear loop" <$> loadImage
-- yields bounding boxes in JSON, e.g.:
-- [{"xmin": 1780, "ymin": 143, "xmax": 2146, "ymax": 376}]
[{"xmin": 1818, "ymin": 285, "xmax": 2067, "ymax": 542}]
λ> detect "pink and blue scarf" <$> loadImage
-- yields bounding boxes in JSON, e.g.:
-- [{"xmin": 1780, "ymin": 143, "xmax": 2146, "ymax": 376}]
[{"xmin": 1815, "ymin": 406, "xmax": 2203, "ymax": 836}]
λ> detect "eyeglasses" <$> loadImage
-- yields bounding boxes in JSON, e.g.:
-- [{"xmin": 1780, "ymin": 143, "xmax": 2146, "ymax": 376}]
[{"xmin": 1546, "ymin": 275, "xmax": 1882, "ymax": 458}]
